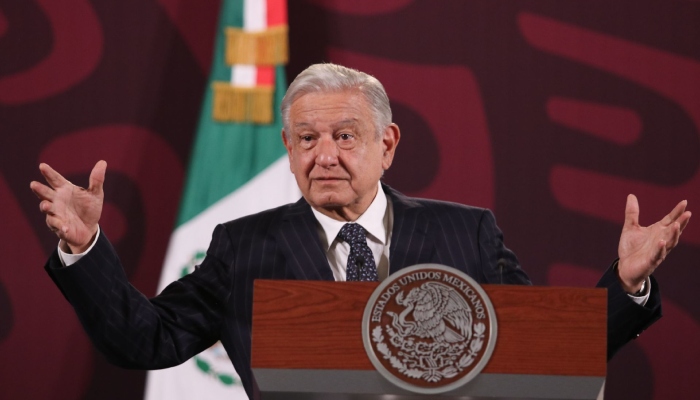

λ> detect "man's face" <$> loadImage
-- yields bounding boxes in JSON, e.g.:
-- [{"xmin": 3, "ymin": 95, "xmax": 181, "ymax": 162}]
[{"xmin": 283, "ymin": 90, "xmax": 400, "ymax": 221}]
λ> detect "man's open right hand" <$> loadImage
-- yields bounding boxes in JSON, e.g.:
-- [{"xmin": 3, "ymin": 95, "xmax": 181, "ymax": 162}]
[{"xmin": 30, "ymin": 161, "xmax": 106, "ymax": 254}]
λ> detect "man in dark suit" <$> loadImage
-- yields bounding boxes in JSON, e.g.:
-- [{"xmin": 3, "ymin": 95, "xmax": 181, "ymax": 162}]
[{"xmin": 31, "ymin": 64, "xmax": 691, "ymax": 399}]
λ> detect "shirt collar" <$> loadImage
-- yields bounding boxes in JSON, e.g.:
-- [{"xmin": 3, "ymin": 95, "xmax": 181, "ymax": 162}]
[{"xmin": 311, "ymin": 182, "xmax": 388, "ymax": 250}]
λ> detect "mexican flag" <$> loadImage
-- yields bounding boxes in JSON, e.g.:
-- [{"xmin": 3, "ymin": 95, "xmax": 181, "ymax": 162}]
[{"xmin": 144, "ymin": 0, "xmax": 299, "ymax": 398}]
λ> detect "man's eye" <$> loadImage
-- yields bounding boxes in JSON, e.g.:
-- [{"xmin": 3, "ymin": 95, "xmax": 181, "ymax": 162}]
[
  {"xmin": 339, "ymin": 133, "xmax": 353, "ymax": 140},
  {"xmin": 301, "ymin": 136, "xmax": 313, "ymax": 142}
]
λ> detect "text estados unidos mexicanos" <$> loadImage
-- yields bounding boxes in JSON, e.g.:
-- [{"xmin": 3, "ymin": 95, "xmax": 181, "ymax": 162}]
[{"xmin": 371, "ymin": 271, "xmax": 486, "ymax": 322}]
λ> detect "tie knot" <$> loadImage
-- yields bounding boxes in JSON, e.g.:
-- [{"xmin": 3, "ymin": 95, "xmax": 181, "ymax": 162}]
[{"xmin": 338, "ymin": 223, "xmax": 368, "ymax": 245}]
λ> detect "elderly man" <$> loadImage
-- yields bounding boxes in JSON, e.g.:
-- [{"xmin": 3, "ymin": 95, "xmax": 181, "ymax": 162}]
[{"xmin": 32, "ymin": 64, "xmax": 690, "ymax": 399}]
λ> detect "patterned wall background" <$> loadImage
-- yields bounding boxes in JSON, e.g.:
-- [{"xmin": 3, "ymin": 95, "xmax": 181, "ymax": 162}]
[{"xmin": 1, "ymin": 1, "xmax": 698, "ymax": 399}]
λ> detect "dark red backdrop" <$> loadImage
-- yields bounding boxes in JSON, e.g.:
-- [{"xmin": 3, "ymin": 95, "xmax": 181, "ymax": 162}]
[{"xmin": 1, "ymin": 1, "xmax": 698, "ymax": 399}]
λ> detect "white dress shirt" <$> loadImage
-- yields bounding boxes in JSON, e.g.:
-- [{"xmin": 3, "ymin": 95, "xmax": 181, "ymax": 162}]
[{"xmin": 310, "ymin": 182, "xmax": 392, "ymax": 281}]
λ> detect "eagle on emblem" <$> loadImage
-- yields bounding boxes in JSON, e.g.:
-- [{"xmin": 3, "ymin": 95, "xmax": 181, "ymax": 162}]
[{"xmin": 387, "ymin": 282, "xmax": 473, "ymax": 343}]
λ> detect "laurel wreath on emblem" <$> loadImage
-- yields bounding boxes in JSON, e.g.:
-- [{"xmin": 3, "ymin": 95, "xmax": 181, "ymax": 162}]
[
  {"xmin": 371, "ymin": 281, "xmax": 488, "ymax": 383},
  {"xmin": 373, "ymin": 322, "xmax": 486, "ymax": 382}
]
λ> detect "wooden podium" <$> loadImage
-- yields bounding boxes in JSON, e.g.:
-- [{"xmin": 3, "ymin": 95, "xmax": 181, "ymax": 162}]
[{"xmin": 251, "ymin": 280, "xmax": 607, "ymax": 399}]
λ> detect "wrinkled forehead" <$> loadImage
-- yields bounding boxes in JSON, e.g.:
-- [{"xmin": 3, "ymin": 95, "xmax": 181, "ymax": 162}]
[
  {"xmin": 290, "ymin": 88, "xmax": 367, "ymax": 107},
  {"xmin": 289, "ymin": 90, "xmax": 372, "ymax": 122}
]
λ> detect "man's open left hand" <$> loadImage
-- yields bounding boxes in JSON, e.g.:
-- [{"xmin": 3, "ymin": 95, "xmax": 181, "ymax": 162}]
[{"xmin": 618, "ymin": 194, "xmax": 691, "ymax": 294}]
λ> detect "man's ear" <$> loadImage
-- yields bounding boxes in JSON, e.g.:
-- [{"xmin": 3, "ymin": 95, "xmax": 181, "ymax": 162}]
[
  {"xmin": 282, "ymin": 129, "xmax": 291, "ymax": 151},
  {"xmin": 381, "ymin": 123, "xmax": 401, "ymax": 170},
  {"xmin": 282, "ymin": 130, "xmax": 294, "ymax": 172}
]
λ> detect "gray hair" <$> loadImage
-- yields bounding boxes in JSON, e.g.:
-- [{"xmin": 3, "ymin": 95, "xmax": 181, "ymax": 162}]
[{"xmin": 281, "ymin": 63, "xmax": 392, "ymax": 140}]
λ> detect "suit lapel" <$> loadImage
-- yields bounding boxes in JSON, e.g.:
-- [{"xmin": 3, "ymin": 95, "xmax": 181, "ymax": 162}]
[
  {"xmin": 274, "ymin": 197, "xmax": 335, "ymax": 281},
  {"xmin": 385, "ymin": 184, "xmax": 435, "ymax": 274},
  {"xmin": 274, "ymin": 186, "xmax": 433, "ymax": 280}
]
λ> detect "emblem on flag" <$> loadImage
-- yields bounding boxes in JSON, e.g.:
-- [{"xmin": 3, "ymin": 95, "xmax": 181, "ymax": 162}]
[{"xmin": 145, "ymin": 1, "xmax": 297, "ymax": 399}]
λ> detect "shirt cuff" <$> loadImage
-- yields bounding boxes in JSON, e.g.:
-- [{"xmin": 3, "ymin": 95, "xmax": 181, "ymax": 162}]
[
  {"xmin": 57, "ymin": 226, "xmax": 101, "ymax": 267},
  {"xmin": 628, "ymin": 276, "xmax": 651, "ymax": 306}
]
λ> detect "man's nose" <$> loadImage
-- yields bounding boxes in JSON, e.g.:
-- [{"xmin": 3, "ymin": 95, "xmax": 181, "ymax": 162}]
[{"xmin": 315, "ymin": 136, "xmax": 338, "ymax": 168}]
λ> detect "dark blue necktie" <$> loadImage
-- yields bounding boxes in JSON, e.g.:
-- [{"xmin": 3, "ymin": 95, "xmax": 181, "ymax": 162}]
[{"xmin": 338, "ymin": 223, "xmax": 379, "ymax": 282}]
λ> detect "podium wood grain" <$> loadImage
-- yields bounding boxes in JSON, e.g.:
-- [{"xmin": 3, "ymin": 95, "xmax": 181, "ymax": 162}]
[{"xmin": 251, "ymin": 280, "xmax": 606, "ymax": 377}]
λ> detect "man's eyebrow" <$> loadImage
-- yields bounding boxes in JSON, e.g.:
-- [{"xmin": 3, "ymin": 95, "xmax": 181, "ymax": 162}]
[
  {"xmin": 331, "ymin": 119, "xmax": 360, "ymax": 129},
  {"xmin": 292, "ymin": 119, "xmax": 360, "ymax": 130}
]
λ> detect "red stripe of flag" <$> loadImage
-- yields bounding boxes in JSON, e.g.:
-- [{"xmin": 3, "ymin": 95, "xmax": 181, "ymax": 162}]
[
  {"xmin": 256, "ymin": 66, "xmax": 275, "ymax": 86},
  {"xmin": 257, "ymin": 0, "xmax": 285, "ymax": 86},
  {"xmin": 266, "ymin": 0, "xmax": 287, "ymax": 26}
]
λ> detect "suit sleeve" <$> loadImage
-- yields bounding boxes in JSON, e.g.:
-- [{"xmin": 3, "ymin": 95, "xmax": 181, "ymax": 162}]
[
  {"xmin": 44, "ymin": 225, "xmax": 234, "ymax": 370},
  {"xmin": 597, "ymin": 261, "xmax": 662, "ymax": 359},
  {"xmin": 476, "ymin": 209, "xmax": 661, "ymax": 359},
  {"xmin": 476, "ymin": 209, "xmax": 532, "ymax": 285}
]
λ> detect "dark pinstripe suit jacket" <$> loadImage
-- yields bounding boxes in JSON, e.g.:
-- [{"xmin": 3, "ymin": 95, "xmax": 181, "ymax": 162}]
[{"xmin": 45, "ymin": 184, "xmax": 661, "ymax": 399}]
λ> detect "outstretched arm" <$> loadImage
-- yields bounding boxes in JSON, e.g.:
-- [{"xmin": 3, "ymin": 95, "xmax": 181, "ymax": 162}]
[
  {"xmin": 30, "ymin": 161, "xmax": 106, "ymax": 254},
  {"xmin": 617, "ymin": 194, "xmax": 691, "ymax": 294},
  {"xmin": 33, "ymin": 161, "xmax": 231, "ymax": 370}
]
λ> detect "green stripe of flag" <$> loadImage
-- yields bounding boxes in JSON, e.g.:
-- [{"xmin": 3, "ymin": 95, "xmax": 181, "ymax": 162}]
[{"xmin": 176, "ymin": 0, "xmax": 287, "ymax": 226}]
